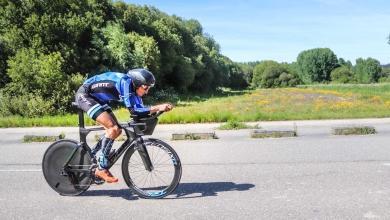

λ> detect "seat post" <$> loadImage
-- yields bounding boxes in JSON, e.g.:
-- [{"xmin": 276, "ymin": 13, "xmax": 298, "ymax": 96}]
[
  {"xmin": 77, "ymin": 109, "xmax": 85, "ymax": 128},
  {"xmin": 72, "ymin": 102, "xmax": 85, "ymax": 128},
  {"xmin": 72, "ymin": 102, "xmax": 88, "ymax": 143}
]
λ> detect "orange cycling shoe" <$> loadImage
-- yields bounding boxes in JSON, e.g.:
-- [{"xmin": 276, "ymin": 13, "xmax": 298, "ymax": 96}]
[{"xmin": 95, "ymin": 169, "xmax": 118, "ymax": 183}]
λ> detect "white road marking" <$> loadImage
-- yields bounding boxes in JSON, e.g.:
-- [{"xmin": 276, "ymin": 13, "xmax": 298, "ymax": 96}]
[
  {"xmin": 364, "ymin": 211, "xmax": 380, "ymax": 219},
  {"xmin": 0, "ymin": 169, "xmax": 41, "ymax": 172}
]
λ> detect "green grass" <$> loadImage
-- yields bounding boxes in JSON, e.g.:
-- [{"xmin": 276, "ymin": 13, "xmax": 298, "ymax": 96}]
[{"xmin": 2, "ymin": 83, "xmax": 390, "ymax": 127}]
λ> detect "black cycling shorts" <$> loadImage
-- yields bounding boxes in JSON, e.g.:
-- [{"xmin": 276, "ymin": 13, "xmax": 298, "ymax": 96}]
[{"xmin": 75, "ymin": 86, "xmax": 112, "ymax": 120}]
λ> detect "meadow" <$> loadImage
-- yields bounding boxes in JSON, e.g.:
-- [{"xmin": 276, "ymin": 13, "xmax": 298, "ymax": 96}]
[{"xmin": 2, "ymin": 83, "xmax": 390, "ymax": 127}]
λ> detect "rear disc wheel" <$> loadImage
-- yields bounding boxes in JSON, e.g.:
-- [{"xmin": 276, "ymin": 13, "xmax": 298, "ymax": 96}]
[{"xmin": 42, "ymin": 140, "xmax": 92, "ymax": 196}]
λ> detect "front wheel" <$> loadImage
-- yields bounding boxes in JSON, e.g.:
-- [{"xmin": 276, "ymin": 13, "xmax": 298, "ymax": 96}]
[{"xmin": 122, "ymin": 138, "xmax": 182, "ymax": 199}]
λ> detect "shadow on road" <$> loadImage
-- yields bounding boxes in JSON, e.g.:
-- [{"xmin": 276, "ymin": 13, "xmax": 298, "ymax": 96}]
[
  {"xmin": 172, "ymin": 182, "xmax": 255, "ymax": 199},
  {"xmin": 81, "ymin": 182, "xmax": 255, "ymax": 200}
]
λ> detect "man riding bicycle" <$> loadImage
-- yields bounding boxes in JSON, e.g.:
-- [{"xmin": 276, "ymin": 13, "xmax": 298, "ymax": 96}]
[{"xmin": 75, "ymin": 68, "xmax": 173, "ymax": 183}]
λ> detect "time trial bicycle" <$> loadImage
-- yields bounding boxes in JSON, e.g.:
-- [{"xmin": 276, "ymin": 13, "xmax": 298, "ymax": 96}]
[{"xmin": 42, "ymin": 103, "xmax": 182, "ymax": 199}]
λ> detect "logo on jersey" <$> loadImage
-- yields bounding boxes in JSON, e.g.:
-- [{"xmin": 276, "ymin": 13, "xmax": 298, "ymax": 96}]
[{"xmin": 91, "ymin": 83, "xmax": 111, "ymax": 89}]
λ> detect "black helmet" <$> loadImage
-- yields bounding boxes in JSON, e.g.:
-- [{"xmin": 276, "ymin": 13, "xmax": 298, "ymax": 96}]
[{"xmin": 127, "ymin": 68, "xmax": 155, "ymax": 88}]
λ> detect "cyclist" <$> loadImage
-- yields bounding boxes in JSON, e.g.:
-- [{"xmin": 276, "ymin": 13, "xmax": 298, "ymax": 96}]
[{"xmin": 75, "ymin": 68, "xmax": 173, "ymax": 183}]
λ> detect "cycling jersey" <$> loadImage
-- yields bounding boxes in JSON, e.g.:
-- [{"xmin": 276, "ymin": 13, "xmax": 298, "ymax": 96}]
[{"xmin": 76, "ymin": 72, "xmax": 150, "ymax": 119}]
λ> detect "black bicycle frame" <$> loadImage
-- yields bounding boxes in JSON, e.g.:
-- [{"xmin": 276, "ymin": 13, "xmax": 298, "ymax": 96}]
[{"xmin": 64, "ymin": 103, "xmax": 154, "ymax": 174}]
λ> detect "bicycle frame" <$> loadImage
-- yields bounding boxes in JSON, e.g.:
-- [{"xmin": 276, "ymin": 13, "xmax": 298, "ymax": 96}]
[{"xmin": 63, "ymin": 105, "xmax": 154, "ymax": 176}]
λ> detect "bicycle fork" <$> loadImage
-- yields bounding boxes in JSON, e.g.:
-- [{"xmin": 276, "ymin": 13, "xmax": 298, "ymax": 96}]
[{"xmin": 137, "ymin": 139, "xmax": 154, "ymax": 172}]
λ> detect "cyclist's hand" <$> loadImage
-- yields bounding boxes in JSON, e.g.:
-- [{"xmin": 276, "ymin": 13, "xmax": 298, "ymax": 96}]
[{"xmin": 158, "ymin": 103, "xmax": 173, "ymax": 112}]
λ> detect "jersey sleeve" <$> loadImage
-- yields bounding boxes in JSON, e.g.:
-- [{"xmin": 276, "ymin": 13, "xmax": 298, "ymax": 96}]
[
  {"xmin": 120, "ymin": 78, "xmax": 150, "ymax": 116},
  {"xmin": 120, "ymin": 77, "xmax": 132, "ymax": 108},
  {"xmin": 128, "ymin": 96, "xmax": 151, "ymax": 117}
]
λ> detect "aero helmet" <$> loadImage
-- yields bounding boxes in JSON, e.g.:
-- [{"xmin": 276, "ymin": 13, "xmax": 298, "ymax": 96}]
[{"xmin": 127, "ymin": 68, "xmax": 155, "ymax": 88}]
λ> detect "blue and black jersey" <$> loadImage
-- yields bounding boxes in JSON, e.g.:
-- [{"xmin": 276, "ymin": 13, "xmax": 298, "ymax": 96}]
[{"xmin": 83, "ymin": 72, "xmax": 150, "ymax": 116}]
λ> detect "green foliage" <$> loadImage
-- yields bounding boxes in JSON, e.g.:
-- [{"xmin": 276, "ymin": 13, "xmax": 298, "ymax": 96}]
[
  {"xmin": 379, "ymin": 67, "xmax": 390, "ymax": 82},
  {"xmin": 0, "ymin": 0, "xmax": 247, "ymax": 117},
  {"xmin": 338, "ymin": 58, "xmax": 353, "ymax": 69},
  {"xmin": 0, "ymin": 92, "xmax": 55, "ymax": 117},
  {"xmin": 354, "ymin": 57, "xmax": 382, "ymax": 83},
  {"xmin": 296, "ymin": 48, "xmax": 338, "ymax": 83},
  {"xmin": 331, "ymin": 66, "xmax": 355, "ymax": 83},
  {"xmin": 252, "ymin": 61, "xmax": 300, "ymax": 88},
  {"xmin": 252, "ymin": 60, "xmax": 279, "ymax": 87},
  {"xmin": 261, "ymin": 65, "xmax": 300, "ymax": 88},
  {"xmin": 3, "ymin": 49, "xmax": 83, "ymax": 116}
]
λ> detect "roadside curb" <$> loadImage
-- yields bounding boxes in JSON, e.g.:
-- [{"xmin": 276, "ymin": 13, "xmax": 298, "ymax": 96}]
[{"xmin": 1, "ymin": 118, "xmax": 390, "ymax": 143}]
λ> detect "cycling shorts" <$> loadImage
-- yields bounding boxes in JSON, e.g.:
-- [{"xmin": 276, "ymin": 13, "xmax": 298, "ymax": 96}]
[{"xmin": 75, "ymin": 86, "xmax": 112, "ymax": 120}]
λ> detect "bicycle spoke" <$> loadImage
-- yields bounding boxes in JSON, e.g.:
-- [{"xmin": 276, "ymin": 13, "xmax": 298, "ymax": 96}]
[
  {"xmin": 152, "ymin": 171, "xmax": 169, "ymax": 186},
  {"xmin": 123, "ymin": 139, "xmax": 181, "ymax": 199}
]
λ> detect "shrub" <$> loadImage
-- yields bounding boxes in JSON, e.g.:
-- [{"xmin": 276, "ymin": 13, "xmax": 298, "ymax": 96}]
[
  {"xmin": 0, "ymin": 92, "xmax": 55, "ymax": 117},
  {"xmin": 251, "ymin": 60, "xmax": 279, "ymax": 88},
  {"xmin": 261, "ymin": 65, "xmax": 300, "ymax": 88},
  {"xmin": 331, "ymin": 66, "xmax": 355, "ymax": 83},
  {"xmin": 354, "ymin": 57, "xmax": 382, "ymax": 83}
]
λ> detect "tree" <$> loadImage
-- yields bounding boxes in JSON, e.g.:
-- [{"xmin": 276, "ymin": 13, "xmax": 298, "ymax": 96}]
[
  {"xmin": 338, "ymin": 58, "xmax": 352, "ymax": 69},
  {"xmin": 4, "ymin": 48, "xmax": 82, "ymax": 116},
  {"xmin": 0, "ymin": 1, "xmax": 248, "ymax": 116},
  {"xmin": 296, "ymin": 48, "xmax": 338, "ymax": 83},
  {"xmin": 354, "ymin": 57, "xmax": 382, "ymax": 83}
]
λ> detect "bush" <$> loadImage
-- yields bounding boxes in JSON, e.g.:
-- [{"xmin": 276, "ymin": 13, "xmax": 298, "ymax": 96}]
[
  {"xmin": 251, "ymin": 60, "xmax": 279, "ymax": 88},
  {"xmin": 0, "ymin": 92, "xmax": 55, "ymax": 117},
  {"xmin": 331, "ymin": 66, "xmax": 355, "ymax": 83},
  {"xmin": 261, "ymin": 65, "xmax": 300, "ymax": 88},
  {"xmin": 354, "ymin": 57, "xmax": 382, "ymax": 83},
  {"xmin": 4, "ymin": 49, "xmax": 84, "ymax": 115}
]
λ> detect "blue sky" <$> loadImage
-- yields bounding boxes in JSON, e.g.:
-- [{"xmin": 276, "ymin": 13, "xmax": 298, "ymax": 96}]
[{"xmin": 126, "ymin": 0, "xmax": 390, "ymax": 64}]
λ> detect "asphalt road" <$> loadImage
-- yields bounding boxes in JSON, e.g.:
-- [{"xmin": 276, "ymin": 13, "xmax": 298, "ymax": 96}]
[{"xmin": 1, "ymin": 119, "xmax": 390, "ymax": 219}]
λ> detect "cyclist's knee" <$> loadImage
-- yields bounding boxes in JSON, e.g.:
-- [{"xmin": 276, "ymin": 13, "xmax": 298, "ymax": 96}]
[{"xmin": 107, "ymin": 125, "xmax": 121, "ymax": 139}]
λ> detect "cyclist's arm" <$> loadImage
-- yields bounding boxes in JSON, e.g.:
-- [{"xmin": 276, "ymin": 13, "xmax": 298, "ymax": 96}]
[
  {"xmin": 128, "ymin": 97, "xmax": 150, "ymax": 117},
  {"xmin": 120, "ymin": 77, "xmax": 151, "ymax": 117}
]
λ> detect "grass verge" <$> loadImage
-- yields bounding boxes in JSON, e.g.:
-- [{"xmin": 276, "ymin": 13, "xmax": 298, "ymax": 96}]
[{"xmin": 2, "ymin": 83, "xmax": 390, "ymax": 127}]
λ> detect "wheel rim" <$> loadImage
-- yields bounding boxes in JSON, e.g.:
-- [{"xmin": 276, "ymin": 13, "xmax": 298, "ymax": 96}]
[{"xmin": 127, "ymin": 142, "xmax": 177, "ymax": 197}]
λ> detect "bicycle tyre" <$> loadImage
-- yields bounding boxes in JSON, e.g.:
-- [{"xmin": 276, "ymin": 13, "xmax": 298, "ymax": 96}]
[
  {"xmin": 42, "ymin": 139, "xmax": 92, "ymax": 196},
  {"xmin": 121, "ymin": 138, "xmax": 182, "ymax": 199}
]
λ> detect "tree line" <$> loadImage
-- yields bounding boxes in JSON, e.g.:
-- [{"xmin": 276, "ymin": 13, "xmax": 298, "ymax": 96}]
[
  {"xmin": 0, "ymin": 0, "xmax": 388, "ymax": 117},
  {"xmin": 244, "ymin": 47, "xmax": 388, "ymax": 89},
  {"xmin": 0, "ymin": 0, "xmax": 248, "ymax": 117}
]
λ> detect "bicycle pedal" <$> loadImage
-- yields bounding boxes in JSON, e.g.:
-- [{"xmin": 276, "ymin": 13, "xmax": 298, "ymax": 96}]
[{"xmin": 93, "ymin": 177, "xmax": 105, "ymax": 185}]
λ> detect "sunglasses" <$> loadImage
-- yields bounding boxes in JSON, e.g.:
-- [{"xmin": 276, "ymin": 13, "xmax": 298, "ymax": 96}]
[{"xmin": 141, "ymin": 84, "xmax": 153, "ymax": 90}]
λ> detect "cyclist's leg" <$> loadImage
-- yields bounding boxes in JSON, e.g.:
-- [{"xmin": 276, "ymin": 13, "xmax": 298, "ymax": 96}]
[
  {"xmin": 95, "ymin": 112, "xmax": 119, "ymax": 169},
  {"xmin": 76, "ymin": 91, "xmax": 120, "ymax": 182}
]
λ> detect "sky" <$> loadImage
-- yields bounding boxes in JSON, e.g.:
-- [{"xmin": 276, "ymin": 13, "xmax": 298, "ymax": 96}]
[{"xmin": 126, "ymin": 0, "xmax": 390, "ymax": 64}]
